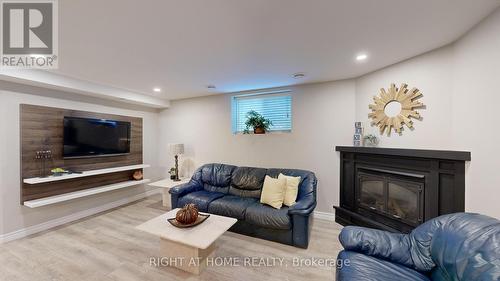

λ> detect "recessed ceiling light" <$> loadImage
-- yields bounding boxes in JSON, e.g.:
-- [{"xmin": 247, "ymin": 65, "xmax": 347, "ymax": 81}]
[
  {"xmin": 153, "ymin": 87, "xmax": 161, "ymax": 92},
  {"xmin": 356, "ymin": 53, "xmax": 368, "ymax": 61},
  {"xmin": 207, "ymin": 85, "xmax": 216, "ymax": 89},
  {"xmin": 292, "ymin": 73, "xmax": 305, "ymax": 79}
]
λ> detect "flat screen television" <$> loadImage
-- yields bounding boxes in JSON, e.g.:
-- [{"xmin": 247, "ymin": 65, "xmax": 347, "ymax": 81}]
[{"xmin": 63, "ymin": 117, "xmax": 131, "ymax": 159}]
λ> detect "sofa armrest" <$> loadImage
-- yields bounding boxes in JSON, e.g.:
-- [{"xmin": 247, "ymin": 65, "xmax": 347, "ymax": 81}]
[
  {"xmin": 288, "ymin": 193, "xmax": 316, "ymax": 248},
  {"xmin": 169, "ymin": 181, "xmax": 201, "ymax": 197},
  {"xmin": 339, "ymin": 226, "xmax": 426, "ymax": 271},
  {"xmin": 288, "ymin": 193, "xmax": 316, "ymax": 216}
]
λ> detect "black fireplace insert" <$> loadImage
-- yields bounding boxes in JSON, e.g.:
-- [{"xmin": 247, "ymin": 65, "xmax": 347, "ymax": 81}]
[
  {"xmin": 357, "ymin": 167, "xmax": 424, "ymax": 230},
  {"xmin": 334, "ymin": 146, "xmax": 470, "ymax": 233}
]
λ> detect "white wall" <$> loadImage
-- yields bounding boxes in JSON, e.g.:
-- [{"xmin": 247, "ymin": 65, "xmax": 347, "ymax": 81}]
[
  {"xmin": 0, "ymin": 89, "xmax": 161, "ymax": 235},
  {"xmin": 4, "ymin": 7, "xmax": 498, "ymax": 237},
  {"xmin": 452, "ymin": 8, "xmax": 500, "ymax": 218},
  {"xmin": 158, "ymin": 81, "xmax": 356, "ymax": 213},
  {"xmin": 159, "ymin": 8, "xmax": 500, "ymax": 219},
  {"xmin": 355, "ymin": 46, "xmax": 454, "ymax": 149},
  {"xmin": 354, "ymin": 8, "xmax": 500, "ymax": 218}
]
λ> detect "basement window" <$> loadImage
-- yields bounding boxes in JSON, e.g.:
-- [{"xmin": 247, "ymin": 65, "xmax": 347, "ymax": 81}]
[{"xmin": 231, "ymin": 90, "xmax": 292, "ymax": 134}]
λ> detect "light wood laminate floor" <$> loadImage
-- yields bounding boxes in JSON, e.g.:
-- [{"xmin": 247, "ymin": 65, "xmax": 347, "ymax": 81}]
[{"xmin": 0, "ymin": 195, "xmax": 343, "ymax": 281}]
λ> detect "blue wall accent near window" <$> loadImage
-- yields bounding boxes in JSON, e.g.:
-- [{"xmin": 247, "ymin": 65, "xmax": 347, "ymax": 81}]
[{"xmin": 231, "ymin": 91, "xmax": 292, "ymax": 133}]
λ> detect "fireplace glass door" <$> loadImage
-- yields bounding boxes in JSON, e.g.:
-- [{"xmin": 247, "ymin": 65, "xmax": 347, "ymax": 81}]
[
  {"xmin": 358, "ymin": 174, "xmax": 385, "ymax": 212},
  {"xmin": 357, "ymin": 171, "xmax": 423, "ymax": 226},
  {"xmin": 387, "ymin": 180, "xmax": 421, "ymax": 223}
]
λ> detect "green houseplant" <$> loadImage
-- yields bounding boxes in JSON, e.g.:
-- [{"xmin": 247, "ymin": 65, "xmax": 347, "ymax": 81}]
[{"xmin": 243, "ymin": 110, "xmax": 273, "ymax": 134}]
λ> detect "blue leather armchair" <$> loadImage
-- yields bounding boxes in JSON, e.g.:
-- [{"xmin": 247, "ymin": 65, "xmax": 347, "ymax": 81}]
[
  {"xmin": 336, "ymin": 213, "xmax": 500, "ymax": 281},
  {"xmin": 170, "ymin": 163, "xmax": 317, "ymax": 248}
]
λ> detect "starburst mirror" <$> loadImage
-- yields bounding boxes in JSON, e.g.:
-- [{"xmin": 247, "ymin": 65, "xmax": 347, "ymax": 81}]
[{"xmin": 368, "ymin": 83, "xmax": 424, "ymax": 136}]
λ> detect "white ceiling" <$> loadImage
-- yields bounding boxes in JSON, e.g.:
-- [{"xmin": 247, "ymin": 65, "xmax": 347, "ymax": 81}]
[{"xmin": 41, "ymin": 0, "xmax": 500, "ymax": 101}]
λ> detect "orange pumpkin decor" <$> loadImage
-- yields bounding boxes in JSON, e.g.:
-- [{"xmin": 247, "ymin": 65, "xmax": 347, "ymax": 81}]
[{"xmin": 175, "ymin": 204, "xmax": 199, "ymax": 224}]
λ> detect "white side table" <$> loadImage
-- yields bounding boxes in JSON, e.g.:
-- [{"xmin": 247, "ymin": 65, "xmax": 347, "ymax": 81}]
[{"xmin": 148, "ymin": 178, "xmax": 190, "ymax": 208}]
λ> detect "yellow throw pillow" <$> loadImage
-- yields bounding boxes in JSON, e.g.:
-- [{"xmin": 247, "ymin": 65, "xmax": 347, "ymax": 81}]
[
  {"xmin": 279, "ymin": 173, "xmax": 301, "ymax": 207},
  {"xmin": 260, "ymin": 175, "xmax": 286, "ymax": 209}
]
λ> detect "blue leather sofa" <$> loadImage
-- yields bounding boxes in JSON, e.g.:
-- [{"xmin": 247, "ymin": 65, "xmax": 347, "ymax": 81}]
[
  {"xmin": 169, "ymin": 163, "xmax": 317, "ymax": 248},
  {"xmin": 336, "ymin": 213, "xmax": 500, "ymax": 281}
]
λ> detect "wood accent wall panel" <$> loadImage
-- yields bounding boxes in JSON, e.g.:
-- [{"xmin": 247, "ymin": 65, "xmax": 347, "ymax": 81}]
[{"xmin": 20, "ymin": 104, "xmax": 143, "ymax": 204}]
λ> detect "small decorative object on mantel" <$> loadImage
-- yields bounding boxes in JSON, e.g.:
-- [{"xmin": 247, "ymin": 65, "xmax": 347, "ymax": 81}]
[
  {"xmin": 243, "ymin": 110, "xmax": 273, "ymax": 134},
  {"xmin": 368, "ymin": 83, "xmax": 424, "ymax": 136},
  {"xmin": 169, "ymin": 143, "xmax": 184, "ymax": 181},
  {"xmin": 353, "ymin": 122, "xmax": 363, "ymax": 146},
  {"xmin": 132, "ymin": 170, "xmax": 143, "ymax": 180},
  {"xmin": 363, "ymin": 134, "xmax": 379, "ymax": 147},
  {"xmin": 167, "ymin": 204, "xmax": 210, "ymax": 228}
]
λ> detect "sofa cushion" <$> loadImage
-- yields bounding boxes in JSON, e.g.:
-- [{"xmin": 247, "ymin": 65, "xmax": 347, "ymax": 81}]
[
  {"xmin": 229, "ymin": 167, "xmax": 267, "ymax": 198},
  {"xmin": 338, "ymin": 213, "xmax": 500, "ymax": 280},
  {"xmin": 200, "ymin": 163, "xmax": 236, "ymax": 193},
  {"xmin": 427, "ymin": 213, "xmax": 500, "ymax": 280},
  {"xmin": 267, "ymin": 168, "xmax": 316, "ymax": 199},
  {"xmin": 336, "ymin": 251, "xmax": 431, "ymax": 281},
  {"xmin": 278, "ymin": 173, "xmax": 301, "ymax": 206},
  {"xmin": 178, "ymin": 190, "xmax": 225, "ymax": 212},
  {"xmin": 260, "ymin": 175, "xmax": 286, "ymax": 209},
  {"xmin": 245, "ymin": 202, "xmax": 291, "ymax": 230},
  {"xmin": 208, "ymin": 195, "xmax": 258, "ymax": 220}
]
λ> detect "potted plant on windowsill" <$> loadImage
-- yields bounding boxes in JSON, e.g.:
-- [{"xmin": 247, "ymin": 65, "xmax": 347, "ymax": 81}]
[{"xmin": 243, "ymin": 110, "xmax": 273, "ymax": 134}]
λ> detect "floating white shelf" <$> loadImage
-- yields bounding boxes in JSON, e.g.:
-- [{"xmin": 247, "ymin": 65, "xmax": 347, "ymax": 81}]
[
  {"xmin": 23, "ymin": 179, "xmax": 151, "ymax": 208},
  {"xmin": 23, "ymin": 164, "xmax": 150, "ymax": 184}
]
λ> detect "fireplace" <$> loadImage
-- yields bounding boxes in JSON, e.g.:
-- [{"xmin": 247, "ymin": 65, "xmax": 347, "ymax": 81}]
[
  {"xmin": 335, "ymin": 146, "xmax": 470, "ymax": 233},
  {"xmin": 357, "ymin": 167, "xmax": 424, "ymax": 231}
]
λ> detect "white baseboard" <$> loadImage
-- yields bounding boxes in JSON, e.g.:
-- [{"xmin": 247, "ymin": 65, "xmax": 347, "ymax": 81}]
[
  {"xmin": 313, "ymin": 211, "xmax": 336, "ymax": 222},
  {"xmin": 1, "ymin": 191, "xmax": 336, "ymax": 243},
  {"xmin": 0, "ymin": 188, "xmax": 161, "ymax": 244}
]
